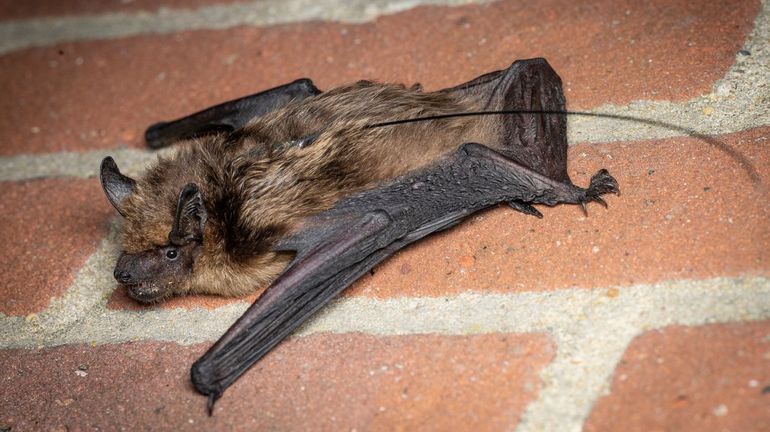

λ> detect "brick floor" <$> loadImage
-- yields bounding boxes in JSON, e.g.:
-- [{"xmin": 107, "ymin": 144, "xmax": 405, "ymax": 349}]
[
  {"xmin": 0, "ymin": 333, "xmax": 553, "ymax": 431},
  {"xmin": 0, "ymin": 0, "xmax": 757, "ymax": 155},
  {"xmin": 1, "ymin": 0, "xmax": 768, "ymax": 430},
  {"xmin": 0, "ymin": 178, "xmax": 112, "ymax": 316},
  {"xmin": 585, "ymin": 321, "xmax": 770, "ymax": 432}
]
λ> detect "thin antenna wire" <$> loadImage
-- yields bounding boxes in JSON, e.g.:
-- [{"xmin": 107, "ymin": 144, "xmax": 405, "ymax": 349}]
[{"xmin": 368, "ymin": 109, "xmax": 654, "ymax": 129}]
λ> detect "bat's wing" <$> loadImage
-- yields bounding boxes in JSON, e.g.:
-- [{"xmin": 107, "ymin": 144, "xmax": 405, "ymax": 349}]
[
  {"xmin": 191, "ymin": 59, "xmax": 619, "ymax": 412},
  {"xmin": 441, "ymin": 58, "xmax": 570, "ymax": 183},
  {"xmin": 192, "ymin": 141, "xmax": 619, "ymax": 411},
  {"xmin": 144, "ymin": 78, "xmax": 321, "ymax": 148}
]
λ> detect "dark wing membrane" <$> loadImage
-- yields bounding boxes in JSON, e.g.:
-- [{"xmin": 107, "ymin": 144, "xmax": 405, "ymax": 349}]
[
  {"xmin": 441, "ymin": 58, "xmax": 570, "ymax": 183},
  {"xmin": 144, "ymin": 78, "xmax": 321, "ymax": 148}
]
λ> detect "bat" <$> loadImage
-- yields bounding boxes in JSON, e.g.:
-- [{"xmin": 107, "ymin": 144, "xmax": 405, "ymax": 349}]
[{"xmin": 99, "ymin": 58, "xmax": 619, "ymax": 412}]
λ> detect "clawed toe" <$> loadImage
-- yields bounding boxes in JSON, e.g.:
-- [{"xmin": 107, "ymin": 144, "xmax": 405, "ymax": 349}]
[
  {"xmin": 508, "ymin": 200, "xmax": 544, "ymax": 218},
  {"xmin": 588, "ymin": 169, "xmax": 621, "ymax": 197},
  {"xmin": 579, "ymin": 169, "xmax": 619, "ymax": 215}
]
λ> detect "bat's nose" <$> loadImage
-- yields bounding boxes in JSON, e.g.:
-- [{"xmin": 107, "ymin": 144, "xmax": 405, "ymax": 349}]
[{"xmin": 114, "ymin": 269, "xmax": 132, "ymax": 284}]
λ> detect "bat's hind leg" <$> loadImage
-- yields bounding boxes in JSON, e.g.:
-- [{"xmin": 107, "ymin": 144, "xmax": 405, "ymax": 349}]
[{"xmin": 457, "ymin": 143, "xmax": 619, "ymax": 213}]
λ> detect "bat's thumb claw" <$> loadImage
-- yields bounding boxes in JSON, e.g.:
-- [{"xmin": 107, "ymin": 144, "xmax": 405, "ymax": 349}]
[
  {"xmin": 579, "ymin": 201, "xmax": 588, "ymax": 217},
  {"xmin": 207, "ymin": 393, "xmax": 220, "ymax": 416}
]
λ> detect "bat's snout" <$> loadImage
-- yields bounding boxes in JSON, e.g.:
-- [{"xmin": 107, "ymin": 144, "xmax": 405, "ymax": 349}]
[
  {"xmin": 113, "ymin": 252, "xmax": 166, "ymax": 303},
  {"xmin": 113, "ymin": 269, "xmax": 133, "ymax": 284},
  {"xmin": 113, "ymin": 253, "xmax": 139, "ymax": 284}
]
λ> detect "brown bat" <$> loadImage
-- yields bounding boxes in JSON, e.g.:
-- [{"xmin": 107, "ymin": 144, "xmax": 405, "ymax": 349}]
[{"xmin": 99, "ymin": 58, "xmax": 619, "ymax": 411}]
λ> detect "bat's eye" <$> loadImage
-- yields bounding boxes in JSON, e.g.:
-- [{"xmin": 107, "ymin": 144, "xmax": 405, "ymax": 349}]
[{"xmin": 165, "ymin": 248, "xmax": 178, "ymax": 260}]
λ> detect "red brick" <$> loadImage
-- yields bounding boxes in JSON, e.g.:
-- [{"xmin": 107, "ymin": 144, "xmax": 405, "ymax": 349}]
[
  {"xmin": 0, "ymin": 333, "xmax": 553, "ymax": 431},
  {"xmin": 0, "ymin": 179, "xmax": 112, "ymax": 315},
  {"xmin": 0, "ymin": 0, "xmax": 244, "ymax": 20},
  {"xmin": 585, "ymin": 321, "xmax": 770, "ymax": 432},
  {"xmin": 0, "ymin": 0, "xmax": 757, "ymax": 155},
  {"xmin": 108, "ymin": 127, "xmax": 770, "ymax": 310}
]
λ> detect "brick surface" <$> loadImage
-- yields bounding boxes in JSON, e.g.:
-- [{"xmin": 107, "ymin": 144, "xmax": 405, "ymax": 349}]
[
  {"xmin": 0, "ymin": 0, "xmax": 242, "ymax": 20},
  {"xmin": 0, "ymin": 333, "xmax": 553, "ymax": 431},
  {"xmin": 0, "ymin": 179, "xmax": 112, "ymax": 316},
  {"xmin": 585, "ymin": 321, "xmax": 770, "ymax": 432},
  {"xmin": 0, "ymin": 0, "xmax": 758, "ymax": 155},
  {"xmin": 107, "ymin": 127, "xmax": 770, "ymax": 310},
  {"xmin": 1, "ymin": 0, "xmax": 768, "ymax": 429}
]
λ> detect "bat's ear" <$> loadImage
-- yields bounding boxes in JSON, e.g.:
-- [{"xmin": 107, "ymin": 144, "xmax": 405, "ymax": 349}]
[
  {"xmin": 169, "ymin": 183, "xmax": 208, "ymax": 244},
  {"xmin": 100, "ymin": 156, "xmax": 136, "ymax": 217}
]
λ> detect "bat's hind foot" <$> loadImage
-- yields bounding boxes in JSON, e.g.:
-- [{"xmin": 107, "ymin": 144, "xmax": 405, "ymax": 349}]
[{"xmin": 578, "ymin": 169, "xmax": 620, "ymax": 213}]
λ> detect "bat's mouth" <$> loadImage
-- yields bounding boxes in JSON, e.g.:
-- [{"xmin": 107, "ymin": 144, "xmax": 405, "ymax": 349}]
[{"xmin": 124, "ymin": 282, "xmax": 164, "ymax": 303}]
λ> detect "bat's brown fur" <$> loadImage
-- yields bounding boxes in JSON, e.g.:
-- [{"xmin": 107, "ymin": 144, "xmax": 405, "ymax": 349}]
[{"xmin": 117, "ymin": 81, "xmax": 505, "ymax": 300}]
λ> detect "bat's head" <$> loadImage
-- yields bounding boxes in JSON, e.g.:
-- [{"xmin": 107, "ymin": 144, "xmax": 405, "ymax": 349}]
[{"xmin": 100, "ymin": 156, "xmax": 207, "ymax": 303}]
